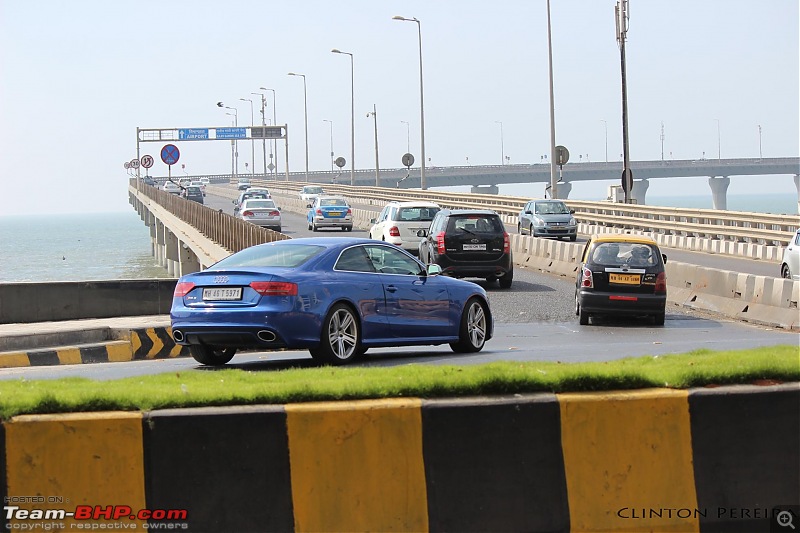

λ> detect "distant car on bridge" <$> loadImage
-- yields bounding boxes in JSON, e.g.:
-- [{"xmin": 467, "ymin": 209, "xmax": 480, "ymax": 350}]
[{"xmin": 518, "ymin": 199, "xmax": 577, "ymax": 241}]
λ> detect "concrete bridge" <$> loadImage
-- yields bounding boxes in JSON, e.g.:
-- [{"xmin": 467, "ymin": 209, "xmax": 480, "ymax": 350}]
[{"xmin": 148, "ymin": 157, "xmax": 799, "ymax": 211}]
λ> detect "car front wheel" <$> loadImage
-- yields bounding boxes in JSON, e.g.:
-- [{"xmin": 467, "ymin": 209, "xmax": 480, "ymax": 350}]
[
  {"xmin": 190, "ymin": 345, "xmax": 236, "ymax": 366},
  {"xmin": 309, "ymin": 303, "xmax": 363, "ymax": 365},
  {"xmin": 782, "ymin": 264, "xmax": 792, "ymax": 279},
  {"xmin": 450, "ymin": 298, "xmax": 488, "ymax": 353}
]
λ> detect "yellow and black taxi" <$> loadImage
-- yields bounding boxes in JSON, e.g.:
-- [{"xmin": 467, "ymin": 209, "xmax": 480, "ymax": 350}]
[{"xmin": 575, "ymin": 233, "xmax": 667, "ymax": 325}]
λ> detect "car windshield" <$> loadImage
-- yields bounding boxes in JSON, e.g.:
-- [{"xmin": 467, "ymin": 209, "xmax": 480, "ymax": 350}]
[
  {"xmin": 535, "ymin": 202, "xmax": 570, "ymax": 215},
  {"xmin": 213, "ymin": 244, "xmax": 323, "ymax": 269},
  {"xmin": 187, "ymin": 187, "xmax": 201, "ymax": 194},
  {"xmin": 244, "ymin": 200, "xmax": 276, "ymax": 209},
  {"xmin": 320, "ymin": 198, "xmax": 347, "ymax": 206},
  {"xmin": 304, "ymin": 187, "xmax": 324, "ymax": 194},
  {"xmin": 395, "ymin": 206, "xmax": 440, "ymax": 222}
]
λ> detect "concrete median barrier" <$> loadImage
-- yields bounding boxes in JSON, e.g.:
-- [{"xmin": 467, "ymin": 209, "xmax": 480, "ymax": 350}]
[{"xmin": 2, "ymin": 384, "xmax": 796, "ymax": 531}]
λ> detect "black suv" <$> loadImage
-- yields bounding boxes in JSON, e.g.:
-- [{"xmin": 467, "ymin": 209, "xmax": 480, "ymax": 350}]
[{"xmin": 418, "ymin": 209, "xmax": 513, "ymax": 288}]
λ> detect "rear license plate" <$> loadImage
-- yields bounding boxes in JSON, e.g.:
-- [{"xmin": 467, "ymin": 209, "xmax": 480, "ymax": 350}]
[
  {"xmin": 327, "ymin": 211, "xmax": 341, "ymax": 216},
  {"xmin": 609, "ymin": 273, "xmax": 641, "ymax": 285},
  {"xmin": 202, "ymin": 287, "xmax": 242, "ymax": 301},
  {"xmin": 463, "ymin": 243, "xmax": 486, "ymax": 251}
]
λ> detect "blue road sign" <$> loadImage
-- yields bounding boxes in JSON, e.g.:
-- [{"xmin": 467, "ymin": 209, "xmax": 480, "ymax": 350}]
[
  {"xmin": 216, "ymin": 127, "xmax": 247, "ymax": 139},
  {"xmin": 179, "ymin": 128, "xmax": 209, "ymax": 140},
  {"xmin": 161, "ymin": 144, "xmax": 180, "ymax": 166}
]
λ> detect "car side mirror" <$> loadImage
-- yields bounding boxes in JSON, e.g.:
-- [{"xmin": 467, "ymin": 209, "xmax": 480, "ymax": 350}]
[
  {"xmin": 370, "ymin": 218, "xmax": 377, "ymax": 224},
  {"xmin": 417, "ymin": 229, "xmax": 428, "ymax": 238},
  {"xmin": 232, "ymin": 199, "xmax": 237, "ymax": 204},
  {"xmin": 570, "ymin": 209, "xmax": 576, "ymax": 214},
  {"xmin": 306, "ymin": 203, "xmax": 312, "ymax": 209},
  {"xmin": 426, "ymin": 264, "xmax": 442, "ymax": 276},
  {"xmin": 233, "ymin": 207, "xmax": 239, "ymax": 212},
  {"xmin": 662, "ymin": 253, "xmax": 668, "ymax": 264},
  {"xmin": 277, "ymin": 207, "xmax": 282, "ymax": 211},
  {"xmin": 525, "ymin": 210, "xmax": 532, "ymax": 215}
]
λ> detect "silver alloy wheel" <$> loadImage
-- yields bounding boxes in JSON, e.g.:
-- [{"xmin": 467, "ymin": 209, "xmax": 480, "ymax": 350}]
[
  {"xmin": 327, "ymin": 308, "xmax": 358, "ymax": 360},
  {"xmin": 466, "ymin": 301, "xmax": 486, "ymax": 348}
]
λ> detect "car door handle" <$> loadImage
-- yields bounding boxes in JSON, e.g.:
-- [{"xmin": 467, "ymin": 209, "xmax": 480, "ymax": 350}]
[{"xmin": 385, "ymin": 285, "xmax": 398, "ymax": 293}]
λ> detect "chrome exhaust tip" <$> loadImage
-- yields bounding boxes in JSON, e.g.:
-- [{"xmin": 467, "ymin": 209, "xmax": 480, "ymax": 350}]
[
  {"xmin": 172, "ymin": 330, "xmax": 184, "ymax": 342},
  {"xmin": 257, "ymin": 330, "xmax": 277, "ymax": 342}
]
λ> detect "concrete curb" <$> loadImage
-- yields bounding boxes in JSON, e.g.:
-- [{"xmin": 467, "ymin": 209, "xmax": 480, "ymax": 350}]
[{"xmin": 2, "ymin": 383, "xmax": 797, "ymax": 531}]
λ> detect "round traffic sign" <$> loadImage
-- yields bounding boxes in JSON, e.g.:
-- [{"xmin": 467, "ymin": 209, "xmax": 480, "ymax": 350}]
[
  {"xmin": 402, "ymin": 153, "xmax": 415, "ymax": 167},
  {"xmin": 555, "ymin": 145, "xmax": 570, "ymax": 166},
  {"xmin": 334, "ymin": 156, "xmax": 346, "ymax": 168},
  {"xmin": 130, "ymin": 159, "xmax": 140, "ymax": 169},
  {"xmin": 141, "ymin": 155, "xmax": 154, "ymax": 169},
  {"xmin": 124, "ymin": 162, "xmax": 130, "ymax": 169},
  {"xmin": 160, "ymin": 144, "xmax": 180, "ymax": 166}
]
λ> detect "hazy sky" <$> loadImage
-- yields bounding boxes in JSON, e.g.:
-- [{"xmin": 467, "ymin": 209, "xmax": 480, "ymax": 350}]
[{"xmin": 1, "ymin": 0, "xmax": 798, "ymax": 216}]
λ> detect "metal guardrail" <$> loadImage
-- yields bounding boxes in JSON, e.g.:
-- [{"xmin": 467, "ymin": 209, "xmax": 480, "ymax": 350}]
[
  {"xmin": 129, "ymin": 180, "xmax": 289, "ymax": 253},
  {"xmin": 133, "ymin": 177, "xmax": 798, "ymax": 247}
]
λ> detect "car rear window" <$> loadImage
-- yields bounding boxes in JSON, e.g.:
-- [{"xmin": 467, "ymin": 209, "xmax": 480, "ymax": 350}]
[
  {"xmin": 394, "ymin": 207, "xmax": 440, "ymax": 222},
  {"xmin": 320, "ymin": 198, "xmax": 347, "ymax": 206},
  {"xmin": 448, "ymin": 215, "xmax": 504, "ymax": 234},
  {"xmin": 244, "ymin": 200, "xmax": 276, "ymax": 209},
  {"xmin": 214, "ymin": 244, "xmax": 323, "ymax": 269},
  {"xmin": 591, "ymin": 242, "xmax": 659, "ymax": 266}
]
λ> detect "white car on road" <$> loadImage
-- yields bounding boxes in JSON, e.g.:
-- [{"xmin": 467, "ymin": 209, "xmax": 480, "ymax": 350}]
[
  {"xmin": 369, "ymin": 201, "xmax": 441, "ymax": 253},
  {"xmin": 237, "ymin": 198, "xmax": 281, "ymax": 232},
  {"xmin": 780, "ymin": 228, "xmax": 800, "ymax": 280}
]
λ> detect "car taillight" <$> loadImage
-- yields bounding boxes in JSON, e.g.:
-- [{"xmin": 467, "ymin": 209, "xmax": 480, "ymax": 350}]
[
  {"xmin": 654, "ymin": 271, "xmax": 667, "ymax": 294},
  {"xmin": 581, "ymin": 267, "xmax": 593, "ymax": 288},
  {"xmin": 174, "ymin": 282, "xmax": 195, "ymax": 297},
  {"xmin": 503, "ymin": 231, "xmax": 510, "ymax": 253},
  {"xmin": 269, "ymin": 210, "xmax": 280, "ymax": 216},
  {"xmin": 242, "ymin": 210, "xmax": 253, "ymax": 217},
  {"xmin": 316, "ymin": 209, "xmax": 323, "ymax": 215},
  {"xmin": 346, "ymin": 208, "xmax": 352, "ymax": 215},
  {"xmin": 250, "ymin": 281, "xmax": 298, "ymax": 296},
  {"xmin": 389, "ymin": 226, "xmax": 401, "ymax": 237},
  {"xmin": 436, "ymin": 231, "xmax": 446, "ymax": 254}
]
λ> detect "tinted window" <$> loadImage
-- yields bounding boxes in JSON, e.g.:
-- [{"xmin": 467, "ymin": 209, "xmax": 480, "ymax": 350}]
[
  {"xmin": 448, "ymin": 215, "xmax": 504, "ymax": 234},
  {"xmin": 320, "ymin": 198, "xmax": 347, "ymax": 206},
  {"xmin": 364, "ymin": 245, "xmax": 424, "ymax": 276},
  {"xmin": 335, "ymin": 246, "xmax": 377, "ymax": 273},
  {"xmin": 535, "ymin": 201, "xmax": 570, "ymax": 214},
  {"xmin": 244, "ymin": 200, "xmax": 276, "ymax": 209},
  {"xmin": 591, "ymin": 242, "xmax": 659, "ymax": 267},
  {"xmin": 214, "ymin": 244, "xmax": 322, "ymax": 268}
]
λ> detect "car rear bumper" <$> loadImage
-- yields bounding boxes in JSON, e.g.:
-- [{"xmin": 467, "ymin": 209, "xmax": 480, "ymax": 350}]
[
  {"xmin": 434, "ymin": 254, "xmax": 513, "ymax": 278},
  {"xmin": 579, "ymin": 290, "xmax": 667, "ymax": 315}
]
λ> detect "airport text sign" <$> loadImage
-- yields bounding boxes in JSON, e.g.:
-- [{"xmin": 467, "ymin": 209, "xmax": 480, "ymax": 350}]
[{"xmin": 179, "ymin": 128, "xmax": 209, "ymax": 140}]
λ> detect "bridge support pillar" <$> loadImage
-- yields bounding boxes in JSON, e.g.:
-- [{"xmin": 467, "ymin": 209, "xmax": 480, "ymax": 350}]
[
  {"xmin": 155, "ymin": 220, "xmax": 166, "ymax": 268},
  {"xmin": 471, "ymin": 184, "xmax": 499, "ymax": 195},
  {"xmin": 794, "ymin": 174, "xmax": 799, "ymax": 214},
  {"xmin": 708, "ymin": 176, "xmax": 730, "ymax": 210},
  {"xmin": 177, "ymin": 240, "xmax": 201, "ymax": 276},
  {"xmin": 631, "ymin": 179, "xmax": 649, "ymax": 204}
]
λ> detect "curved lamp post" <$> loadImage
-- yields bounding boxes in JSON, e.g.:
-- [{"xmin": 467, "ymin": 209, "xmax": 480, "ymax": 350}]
[
  {"xmin": 392, "ymin": 15, "xmax": 426, "ymax": 190},
  {"xmin": 331, "ymin": 48, "xmax": 355, "ymax": 186},
  {"xmin": 287, "ymin": 73, "xmax": 309, "ymax": 182}
]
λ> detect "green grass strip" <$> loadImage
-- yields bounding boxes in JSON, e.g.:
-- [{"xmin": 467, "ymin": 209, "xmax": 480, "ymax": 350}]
[{"xmin": 0, "ymin": 345, "xmax": 797, "ymax": 419}]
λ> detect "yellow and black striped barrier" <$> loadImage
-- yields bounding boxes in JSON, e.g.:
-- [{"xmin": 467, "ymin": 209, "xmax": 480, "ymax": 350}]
[{"xmin": 1, "ymin": 384, "xmax": 797, "ymax": 531}]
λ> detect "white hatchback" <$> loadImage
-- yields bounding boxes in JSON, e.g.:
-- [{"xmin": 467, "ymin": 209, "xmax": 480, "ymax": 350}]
[
  {"xmin": 781, "ymin": 229, "xmax": 800, "ymax": 280},
  {"xmin": 369, "ymin": 201, "xmax": 441, "ymax": 253}
]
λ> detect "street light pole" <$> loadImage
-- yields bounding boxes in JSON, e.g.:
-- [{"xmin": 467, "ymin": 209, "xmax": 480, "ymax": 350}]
[
  {"xmin": 251, "ymin": 92, "xmax": 267, "ymax": 175},
  {"xmin": 323, "ymin": 119, "xmax": 334, "ymax": 171},
  {"xmin": 287, "ymin": 72, "xmax": 309, "ymax": 182},
  {"xmin": 400, "ymin": 120, "xmax": 410, "ymax": 154},
  {"xmin": 240, "ymin": 98, "xmax": 255, "ymax": 175},
  {"xmin": 367, "ymin": 104, "xmax": 380, "ymax": 186},
  {"xmin": 260, "ymin": 87, "xmax": 278, "ymax": 176},
  {"xmin": 714, "ymin": 118, "xmax": 721, "ymax": 160},
  {"xmin": 616, "ymin": 0, "xmax": 633, "ymax": 203},
  {"xmin": 331, "ymin": 49, "xmax": 355, "ymax": 186},
  {"xmin": 600, "ymin": 119, "xmax": 608, "ymax": 162},
  {"xmin": 393, "ymin": 16, "xmax": 426, "ymax": 190},
  {"xmin": 495, "ymin": 121, "xmax": 505, "ymax": 165},
  {"xmin": 224, "ymin": 112, "xmax": 235, "ymax": 177},
  {"xmin": 758, "ymin": 124, "xmax": 763, "ymax": 159},
  {"xmin": 545, "ymin": 0, "xmax": 558, "ymax": 199},
  {"xmin": 222, "ymin": 105, "xmax": 240, "ymax": 178}
]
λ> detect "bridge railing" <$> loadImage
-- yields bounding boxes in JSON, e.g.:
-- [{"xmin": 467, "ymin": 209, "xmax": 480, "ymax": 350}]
[
  {"xmin": 250, "ymin": 181, "xmax": 798, "ymax": 246},
  {"xmin": 129, "ymin": 180, "xmax": 289, "ymax": 253}
]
